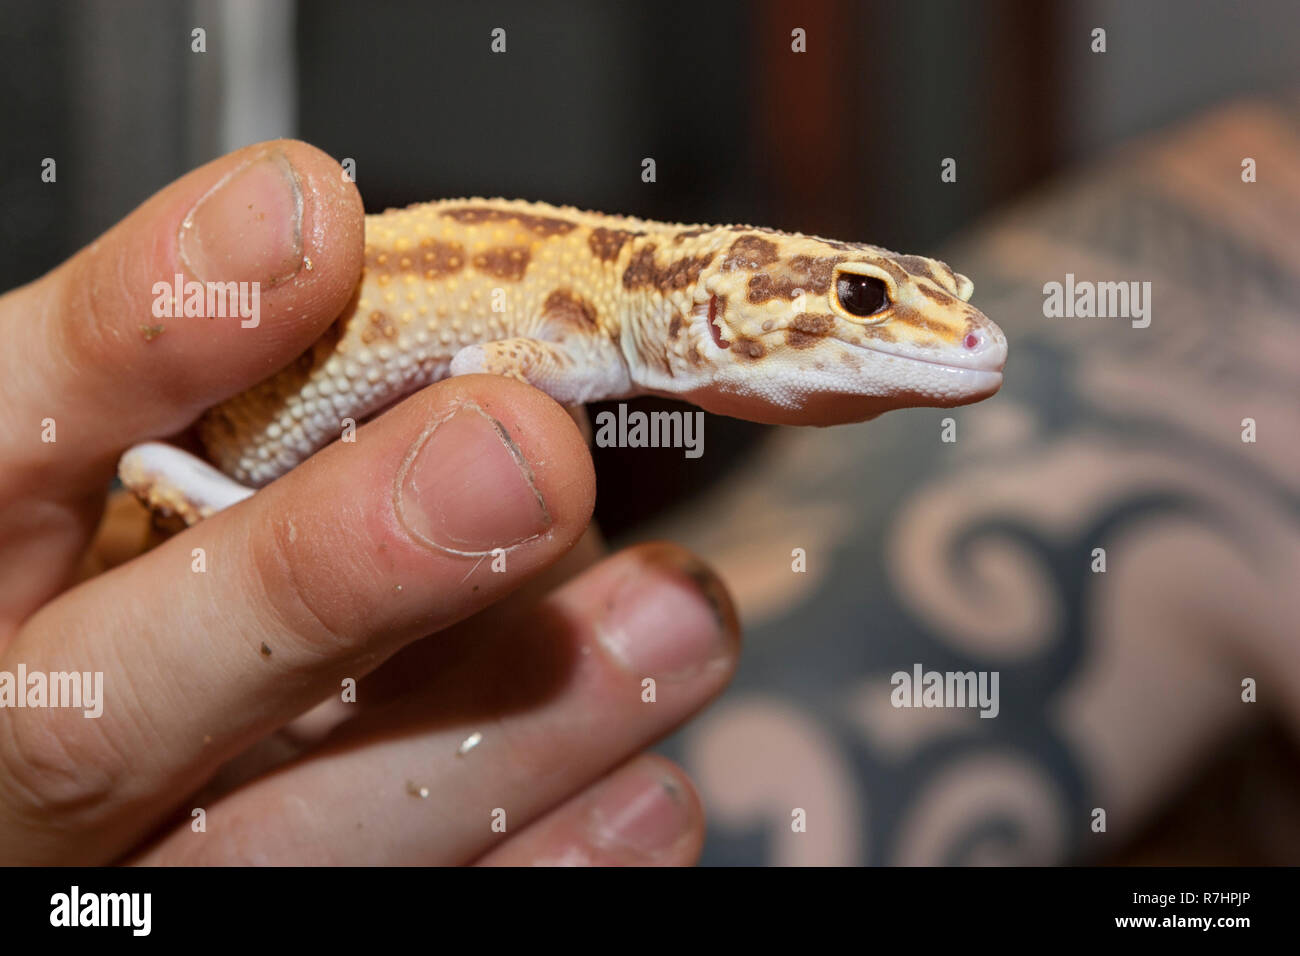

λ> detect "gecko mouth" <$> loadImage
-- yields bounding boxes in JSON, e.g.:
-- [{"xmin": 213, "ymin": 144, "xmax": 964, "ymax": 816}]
[
  {"xmin": 845, "ymin": 339, "xmax": 1006, "ymax": 397},
  {"xmin": 866, "ymin": 347, "xmax": 1005, "ymax": 374},
  {"xmin": 846, "ymin": 328, "xmax": 1006, "ymax": 375}
]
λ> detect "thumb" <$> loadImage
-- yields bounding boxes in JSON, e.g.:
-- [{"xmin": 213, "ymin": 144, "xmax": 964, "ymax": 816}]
[{"xmin": 0, "ymin": 139, "xmax": 364, "ymax": 496}]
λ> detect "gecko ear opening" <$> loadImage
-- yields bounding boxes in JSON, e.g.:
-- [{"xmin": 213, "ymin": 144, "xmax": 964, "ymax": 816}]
[{"xmin": 707, "ymin": 294, "xmax": 730, "ymax": 349}]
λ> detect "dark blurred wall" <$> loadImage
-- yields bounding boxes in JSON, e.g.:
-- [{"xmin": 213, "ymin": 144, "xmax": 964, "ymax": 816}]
[
  {"xmin": 6, "ymin": 0, "xmax": 1298, "ymax": 292},
  {"xmin": 295, "ymin": 0, "xmax": 1066, "ymax": 263}
]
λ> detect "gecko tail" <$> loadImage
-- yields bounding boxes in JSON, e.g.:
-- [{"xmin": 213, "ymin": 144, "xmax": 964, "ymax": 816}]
[{"xmin": 118, "ymin": 442, "xmax": 254, "ymax": 527}]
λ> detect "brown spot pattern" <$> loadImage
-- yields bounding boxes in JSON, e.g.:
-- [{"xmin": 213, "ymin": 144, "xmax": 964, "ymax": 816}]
[
  {"xmin": 896, "ymin": 255, "xmax": 939, "ymax": 284},
  {"xmin": 621, "ymin": 244, "xmax": 715, "ymax": 291},
  {"xmin": 790, "ymin": 255, "xmax": 843, "ymax": 293},
  {"xmin": 543, "ymin": 289, "xmax": 598, "ymax": 330},
  {"xmin": 910, "ymin": 313, "xmax": 951, "ymax": 336},
  {"xmin": 367, "ymin": 239, "xmax": 465, "ymax": 280},
  {"xmin": 662, "ymin": 254, "xmax": 714, "ymax": 289},
  {"xmin": 722, "ymin": 234, "xmax": 779, "ymax": 271},
  {"xmin": 785, "ymin": 312, "xmax": 836, "ymax": 349},
  {"xmin": 917, "ymin": 285, "xmax": 951, "ymax": 306},
  {"xmin": 442, "ymin": 206, "xmax": 578, "ymax": 237},
  {"xmin": 621, "ymin": 246, "xmax": 659, "ymax": 289},
  {"xmin": 732, "ymin": 337, "xmax": 766, "ymax": 360},
  {"xmin": 858, "ymin": 324, "xmax": 898, "ymax": 343},
  {"xmin": 668, "ymin": 315, "xmax": 682, "ymax": 339},
  {"xmin": 472, "ymin": 246, "xmax": 531, "ymax": 281},
  {"xmin": 418, "ymin": 238, "xmax": 465, "ymax": 278},
  {"xmin": 746, "ymin": 254, "xmax": 844, "ymax": 303},
  {"xmin": 890, "ymin": 305, "xmax": 958, "ymax": 343},
  {"xmin": 876, "ymin": 259, "xmax": 909, "ymax": 285},
  {"xmin": 588, "ymin": 227, "xmax": 642, "ymax": 261},
  {"xmin": 792, "ymin": 312, "xmax": 835, "ymax": 335},
  {"xmin": 745, "ymin": 274, "xmax": 783, "ymax": 303}
]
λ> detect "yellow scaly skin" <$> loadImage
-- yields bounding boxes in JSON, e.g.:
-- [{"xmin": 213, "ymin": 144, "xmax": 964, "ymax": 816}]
[{"xmin": 120, "ymin": 198, "xmax": 1007, "ymax": 524}]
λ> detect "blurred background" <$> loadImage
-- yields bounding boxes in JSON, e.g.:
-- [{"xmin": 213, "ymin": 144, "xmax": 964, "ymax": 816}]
[
  {"xmin": 6, "ymin": 1, "xmax": 1298, "ymax": 297},
  {"xmin": 2, "ymin": 0, "xmax": 1298, "ymax": 864}
]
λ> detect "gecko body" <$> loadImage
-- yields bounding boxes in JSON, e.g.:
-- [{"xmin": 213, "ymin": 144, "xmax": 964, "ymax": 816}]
[{"xmin": 119, "ymin": 198, "xmax": 1007, "ymax": 524}]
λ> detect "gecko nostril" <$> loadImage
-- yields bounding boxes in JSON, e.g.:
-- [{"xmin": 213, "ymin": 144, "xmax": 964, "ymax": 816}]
[{"xmin": 963, "ymin": 332, "xmax": 980, "ymax": 350}]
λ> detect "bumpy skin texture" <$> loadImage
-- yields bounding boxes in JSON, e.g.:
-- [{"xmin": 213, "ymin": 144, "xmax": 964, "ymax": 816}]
[{"xmin": 121, "ymin": 198, "xmax": 1007, "ymax": 523}]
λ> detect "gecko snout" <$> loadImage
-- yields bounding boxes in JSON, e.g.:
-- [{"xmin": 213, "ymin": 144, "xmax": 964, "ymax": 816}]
[{"xmin": 955, "ymin": 316, "xmax": 1007, "ymax": 372}]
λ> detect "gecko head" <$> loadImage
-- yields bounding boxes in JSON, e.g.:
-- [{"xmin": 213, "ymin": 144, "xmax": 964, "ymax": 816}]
[{"xmin": 668, "ymin": 229, "xmax": 1007, "ymax": 425}]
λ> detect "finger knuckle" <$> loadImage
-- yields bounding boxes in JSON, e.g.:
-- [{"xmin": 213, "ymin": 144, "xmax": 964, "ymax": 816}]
[
  {"xmin": 246, "ymin": 508, "xmax": 369, "ymax": 662},
  {"xmin": 49, "ymin": 250, "xmax": 192, "ymax": 411},
  {"xmin": 0, "ymin": 704, "xmax": 125, "ymax": 823},
  {"xmin": 51, "ymin": 255, "xmax": 126, "ymax": 373}
]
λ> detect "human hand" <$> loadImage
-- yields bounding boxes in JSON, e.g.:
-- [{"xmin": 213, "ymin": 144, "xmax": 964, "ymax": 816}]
[{"xmin": 0, "ymin": 140, "xmax": 739, "ymax": 865}]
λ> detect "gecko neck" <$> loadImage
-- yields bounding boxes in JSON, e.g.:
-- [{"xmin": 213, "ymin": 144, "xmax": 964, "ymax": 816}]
[{"xmin": 613, "ymin": 229, "xmax": 732, "ymax": 397}]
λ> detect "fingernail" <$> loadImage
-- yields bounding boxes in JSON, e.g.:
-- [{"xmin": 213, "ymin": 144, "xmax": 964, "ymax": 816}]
[
  {"xmin": 179, "ymin": 151, "xmax": 303, "ymax": 284},
  {"xmin": 397, "ymin": 404, "xmax": 551, "ymax": 553},
  {"xmin": 587, "ymin": 764, "xmax": 692, "ymax": 859},
  {"xmin": 597, "ymin": 545, "xmax": 738, "ymax": 681}
]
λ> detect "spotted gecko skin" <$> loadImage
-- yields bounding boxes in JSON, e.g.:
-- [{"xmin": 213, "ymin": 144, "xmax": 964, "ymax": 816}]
[{"xmin": 119, "ymin": 198, "xmax": 1007, "ymax": 524}]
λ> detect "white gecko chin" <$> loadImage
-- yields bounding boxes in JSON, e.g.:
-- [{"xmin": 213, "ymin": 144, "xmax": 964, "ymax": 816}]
[{"xmin": 685, "ymin": 352, "xmax": 1003, "ymax": 426}]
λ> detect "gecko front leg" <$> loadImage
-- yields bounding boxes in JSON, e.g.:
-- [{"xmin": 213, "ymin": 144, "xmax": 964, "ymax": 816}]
[{"xmin": 449, "ymin": 336, "xmax": 632, "ymax": 406}]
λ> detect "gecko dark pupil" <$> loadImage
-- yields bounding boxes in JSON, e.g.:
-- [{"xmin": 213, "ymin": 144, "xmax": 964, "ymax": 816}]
[{"xmin": 836, "ymin": 274, "xmax": 889, "ymax": 317}]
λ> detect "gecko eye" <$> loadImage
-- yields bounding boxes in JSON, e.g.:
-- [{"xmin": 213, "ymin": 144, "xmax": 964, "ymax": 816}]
[{"xmin": 835, "ymin": 274, "xmax": 890, "ymax": 318}]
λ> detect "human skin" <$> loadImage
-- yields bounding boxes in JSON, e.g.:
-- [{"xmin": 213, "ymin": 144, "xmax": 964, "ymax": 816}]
[{"xmin": 0, "ymin": 140, "xmax": 741, "ymax": 865}]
